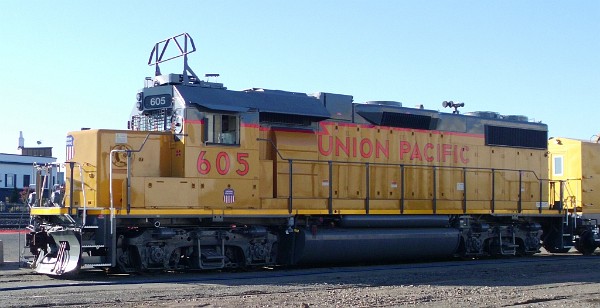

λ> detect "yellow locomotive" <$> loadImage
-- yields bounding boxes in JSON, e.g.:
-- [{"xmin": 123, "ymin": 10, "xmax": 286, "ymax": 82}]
[{"xmin": 26, "ymin": 34, "xmax": 595, "ymax": 275}]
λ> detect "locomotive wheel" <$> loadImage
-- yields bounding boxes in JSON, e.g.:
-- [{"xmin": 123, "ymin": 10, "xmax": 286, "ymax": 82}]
[
  {"xmin": 270, "ymin": 242, "xmax": 278, "ymax": 263},
  {"xmin": 544, "ymin": 246, "xmax": 571, "ymax": 253},
  {"xmin": 575, "ymin": 231, "xmax": 597, "ymax": 255},
  {"xmin": 224, "ymin": 246, "xmax": 246, "ymax": 268},
  {"xmin": 542, "ymin": 230, "xmax": 571, "ymax": 253},
  {"xmin": 542, "ymin": 237, "xmax": 571, "ymax": 253}
]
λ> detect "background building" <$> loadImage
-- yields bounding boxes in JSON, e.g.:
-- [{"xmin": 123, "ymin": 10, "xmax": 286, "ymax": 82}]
[
  {"xmin": 0, "ymin": 153, "xmax": 62, "ymax": 203},
  {"xmin": 0, "ymin": 132, "xmax": 63, "ymax": 204}
]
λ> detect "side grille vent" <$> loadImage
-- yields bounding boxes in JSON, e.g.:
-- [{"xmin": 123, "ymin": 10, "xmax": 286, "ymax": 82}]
[{"xmin": 485, "ymin": 125, "xmax": 547, "ymax": 149}]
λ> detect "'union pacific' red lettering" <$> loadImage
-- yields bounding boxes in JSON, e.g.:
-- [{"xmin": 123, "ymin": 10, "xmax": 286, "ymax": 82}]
[
  {"xmin": 376, "ymin": 140, "xmax": 389, "ymax": 159},
  {"xmin": 400, "ymin": 141, "xmax": 411, "ymax": 160},
  {"xmin": 360, "ymin": 139, "xmax": 373, "ymax": 158},
  {"xmin": 318, "ymin": 135, "xmax": 333, "ymax": 156},
  {"xmin": 424, "ymin": 143, "xmax": 435, "ymax": 162},
  {"xmin": 442, "ymin": 144, "xmax": 452, "ymax": 162},
  {"xmin": 335, "ymin": 137, "xmax": 350, "ymax": 156},
  {"xmin": 410, "ymin": 142, "xmax": 422, "ymax": 161},
  {"xmin": 318, "ymin": 133, "xmax": 470, "ymax": 164}
]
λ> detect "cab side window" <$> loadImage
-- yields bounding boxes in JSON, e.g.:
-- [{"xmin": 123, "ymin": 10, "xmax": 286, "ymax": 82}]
[{"xmin": 205, "ymin": 113, "xmax": 240, "ymax": 145}]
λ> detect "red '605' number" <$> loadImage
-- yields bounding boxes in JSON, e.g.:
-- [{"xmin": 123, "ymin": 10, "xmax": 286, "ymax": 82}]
[{"xmin": 197, "ymin": 151, "xmax": 249, "ymax": 176}]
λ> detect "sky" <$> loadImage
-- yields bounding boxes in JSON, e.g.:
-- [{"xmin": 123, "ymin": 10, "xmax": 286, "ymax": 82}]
[{"xmin": 0, "ymin": 1, "xmax": 598, "ymax": 163}]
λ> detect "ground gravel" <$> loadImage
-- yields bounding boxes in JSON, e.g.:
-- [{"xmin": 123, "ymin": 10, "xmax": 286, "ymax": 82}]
[{"xmin": 2, "ymin": 232, "xmax": 600, "ymax": 307}]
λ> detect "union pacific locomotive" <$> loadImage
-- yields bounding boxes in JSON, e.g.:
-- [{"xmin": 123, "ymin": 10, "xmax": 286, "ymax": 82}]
[{"xmin": 25, "ymin": 33, "xmax": 600, "ymax": 275}]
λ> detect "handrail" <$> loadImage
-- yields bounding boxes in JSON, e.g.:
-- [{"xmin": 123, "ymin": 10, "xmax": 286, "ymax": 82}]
[
  {"xmin": 62, "ymin": 162, "xmax": 87, "ymax": 226},
  {"xmin": 39, "ymin": 166, "xmax": 48, "ymax": 208},
  {"xmin": 78, "ymin": 163, "xmax": 87, "ymax": 226},
  {"xmin": 257, "ymin": 138, "xmax": 552, "ymax": 215},
  {"xmin": 256, "ymin": 138, "xmax": 285, "ymax": 160},
  {"xmin": 30, "ymin": 163, "xmax": 54, "ymax": 208},
  {"xmin": 257, "ymin": 137, "xmax": 547, "ymax": 180},
  {"xmin": 549, "ymin": 178, "xmax": 583, "ymax": 214},
  {"xmin": 109, "ymin": 133, "xmax": 152, "ymax": 234}
]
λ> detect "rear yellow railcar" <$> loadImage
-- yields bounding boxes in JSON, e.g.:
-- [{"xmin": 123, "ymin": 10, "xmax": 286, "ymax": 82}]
[{"xmin": 548, "ymin": 137, "xmax": 600, "ymax": 253}]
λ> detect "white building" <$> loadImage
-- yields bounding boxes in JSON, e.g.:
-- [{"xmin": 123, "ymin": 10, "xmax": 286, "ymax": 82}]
[{"xmin": 0, "ymin": 152, "xmax": 61, "ymax": 203}]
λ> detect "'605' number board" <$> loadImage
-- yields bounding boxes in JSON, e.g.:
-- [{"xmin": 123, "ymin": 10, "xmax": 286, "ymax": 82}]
[{"xmin": 143, "ymin": 94, "xmax": 172, "ymax": 110}]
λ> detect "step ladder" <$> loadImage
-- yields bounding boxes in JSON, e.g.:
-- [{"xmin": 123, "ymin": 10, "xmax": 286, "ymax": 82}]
[
  {"xmin": 197, "ymin": 236, "xmax": 226, "ymax": 270},
  {"xmin": 561, "ymin": 213, "xmax": 575, "ymax": 250},
  {"xmin": 498, "ymin": 226, "xmax": 519, "ymax": 255},
  {"xmin": 64, "ymin": 162, "xmax": 114, "ymax": 270},
  {"xmin": 79, "ymin": 223, "xmax": 112, "ymax": 269}
]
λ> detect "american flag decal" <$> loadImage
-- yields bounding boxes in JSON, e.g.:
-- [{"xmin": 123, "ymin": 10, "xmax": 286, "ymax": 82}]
[
  {"xmin": 66, "ymin": 135, "xmax": 74, "ymax": 161},
  {"xmin": 223, "ymin": 188, "xmax": 235, "ymax": 204}
]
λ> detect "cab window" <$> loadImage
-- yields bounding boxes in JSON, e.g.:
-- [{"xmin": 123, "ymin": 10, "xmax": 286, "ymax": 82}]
[
  {"xmin": 204, "ymin": 113, "xmax": 240, "ymax": 145},
  {"xmin": 553, "ymin": 155, "xmax": 563, "ymax": 176}
]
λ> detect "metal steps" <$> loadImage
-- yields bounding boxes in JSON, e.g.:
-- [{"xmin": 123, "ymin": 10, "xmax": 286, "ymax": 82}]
[
  {"xmin": 81, "ymin": 263, "xmax": 112, "ymax": 269},
  {"xmin": 561, "ymin": 217, "xmax": 575, "ymax": 249},
  {"xmin": 82, "ymin": 244, "xmax": 105, "ymax": 249},
  {"xmin": 80, "ymin": 221, "xmax": 112, "ymax": 268}
]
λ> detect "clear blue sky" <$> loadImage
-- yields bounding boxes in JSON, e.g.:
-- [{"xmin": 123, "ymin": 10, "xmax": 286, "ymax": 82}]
[{"xmin": 1, "ymin": 1, "xmax": 598, "ymax": 162}]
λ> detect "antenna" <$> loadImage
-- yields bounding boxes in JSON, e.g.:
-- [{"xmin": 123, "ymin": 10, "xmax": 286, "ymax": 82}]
[
  {"xmin": 205, "ymin": 73, "xmax": 220, "ymax": 82},
  {"xmin": 148, "ymin": 33, "xmax": 198, "ymax": 84}
]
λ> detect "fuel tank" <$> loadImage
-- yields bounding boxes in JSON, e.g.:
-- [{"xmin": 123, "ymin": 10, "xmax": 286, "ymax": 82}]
[
  {"xmin": 338, "ymin": 215, "xmax": 450, "ymax": 228},
  {"xmin": 281, "ymin": 227, "xmax": 460, "ymax": 265}
]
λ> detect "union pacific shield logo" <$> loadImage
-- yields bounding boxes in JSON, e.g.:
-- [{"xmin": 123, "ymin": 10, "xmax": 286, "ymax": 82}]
[
  {"xmin": 223, "ymin": 188, "xmax": 235, "ymax": 204},
  {"xmin": 66, "ymin": 135, "xmax": 74, "ymax": 161}
]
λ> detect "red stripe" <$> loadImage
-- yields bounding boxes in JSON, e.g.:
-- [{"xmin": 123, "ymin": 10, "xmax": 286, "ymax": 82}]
[
  {"xmin": 184, "ymin": 119, "xmax": 205, "ymax": 125},
  {"xmin": 259, "ymin": 126, "xmax": 314, "ymax": 133},
  {"xmin": 317, "ymin": 121, "xmax": 485, "ymax": 139},
  {"xmin": 0, "ymin": 229, "xmax": 29, "ymax": 234},
  {"xmin": 186, "ymin": 120, "xmax": 258, "ymax": 128},
  {"xmin": 268, "ymin": 127, "xmax": 315, "ymax": 134}
]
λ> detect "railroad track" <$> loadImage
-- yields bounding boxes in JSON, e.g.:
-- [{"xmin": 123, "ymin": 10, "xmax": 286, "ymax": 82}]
[
  {"xmin": 0, "ymin": 254, "xmax": 594, "ymax": 292},
  {"xmin": 2, "ymin": 254, "xmax": 598, "ymax": 308},
  {"xmin": 0, "ymin": 212, "xmax": 30, "ymax": 229}
]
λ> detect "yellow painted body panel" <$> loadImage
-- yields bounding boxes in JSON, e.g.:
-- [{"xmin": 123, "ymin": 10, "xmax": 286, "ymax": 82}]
[
  {"xmin": 30, "ymin": 207, "xmax": 69, "ymax": 215},
  {"xmin": 60, "ymin": 120, "xmax": 550, "ymax": 217},
  {"xmin": 64, "ymin": 129, "xmax": 172, "ymax": 209},
  {"xmin": 264, "ymin": 123, "xmax": 548, "ymax": 215},
  {"xmin": 548, "ymin": 137, "xmax": 600, "ymax": 214}
]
